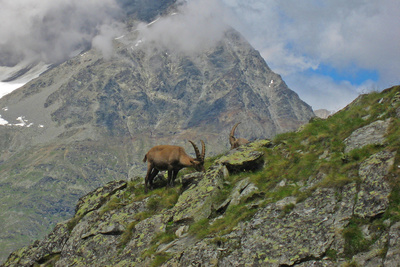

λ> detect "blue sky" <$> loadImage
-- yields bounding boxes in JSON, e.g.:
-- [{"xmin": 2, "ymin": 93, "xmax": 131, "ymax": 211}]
[{"xmin": 309, "ymin": 65, "xmax": 379, "ymax": 86}]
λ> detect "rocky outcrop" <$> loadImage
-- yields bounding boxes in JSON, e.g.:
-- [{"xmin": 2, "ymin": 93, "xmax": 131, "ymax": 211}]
[
  {"xmin": 354, "ymin": 150, "xmax": 395, "ymax": 218},
  {"xmin": 4, "ymin": 112, "xmax": 400, "ymax": 267},
  {"xmin": 216, "ymin": 139, "xmax": 271, "ymax": 173},
  {"xmin": 314, "ymin": 109, "xmax": 335, "ymax": 119},
  {"xmin": 344, "ymin": 119, "xmax": 392, "ymax": 153}
]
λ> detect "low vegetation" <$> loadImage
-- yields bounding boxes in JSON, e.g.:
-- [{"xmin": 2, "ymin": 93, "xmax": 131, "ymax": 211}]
[{"xmin": 134, "ymin": 86, "xmax": 400, "ymax": 263}]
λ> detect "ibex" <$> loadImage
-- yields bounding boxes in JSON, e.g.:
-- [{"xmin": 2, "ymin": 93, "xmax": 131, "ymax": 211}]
[
  {"xmin": 143, "ymin": 140, "xmax": 205, "ymax": 192},
  {"xmin": 229, "ymin": 122, "xmax": 249, "ymax": 149}
]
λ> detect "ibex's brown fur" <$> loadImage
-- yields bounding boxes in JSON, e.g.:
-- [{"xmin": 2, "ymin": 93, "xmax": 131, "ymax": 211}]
[
  {"xmin": 143, "ymin": 140, "xmax": 205, "ymax": 192},
  {"xmin": 230, "ymin": 122, "xmax": 249, "ymax": 149}
]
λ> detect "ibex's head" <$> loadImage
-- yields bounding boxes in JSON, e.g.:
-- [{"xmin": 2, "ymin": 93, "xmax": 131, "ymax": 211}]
[{"xmin": 189, "ymin": 140, "xmax": 206, "ymax": 172}]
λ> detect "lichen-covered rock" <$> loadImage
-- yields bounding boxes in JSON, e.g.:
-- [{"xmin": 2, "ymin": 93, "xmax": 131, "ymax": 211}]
[
  {"xmin": 384, "ymin": 222, "xmax": 400, "ymax": 266},
  {"xmin": 343, "ymin": 119, "xmax": 392, "ymax": 153},
  {"xmin": 164, "ymin": 238, "xmax": 222, "ymax": 266},
  {"xmin": 352, "ymin": 233, "xmax": 387, "ymax": 267},
  {"xmin": 4, "ymin": 220, "xmax": 70, "ymax": 267},
  {"xmin": 157, "ymin": 234, "xmax": 198, "ymax": 254},
  {"xmin": 117, "ymin": 214, "xmax": 166, "ymax": 265},
  {"xmin": 218, "ymin": 188, "xmax": 339, "ymax": 266},
  {"xmin": 216, "ymin": 140, "xmax": 269, "ymax": 173},
  {"xmin": 170, "ymin": 165, "xmax": 224, "ymax": 223},
  {"xmin": 217, "ymin": 177, "xmax": 259, "ymax": 212},
  {"xmin": 75, "ymin": 180, "xmax": 127, "ymax": 218},
  {"xmin": 354, "ymin": 150, "xmax": 396, "ymax": 218}
]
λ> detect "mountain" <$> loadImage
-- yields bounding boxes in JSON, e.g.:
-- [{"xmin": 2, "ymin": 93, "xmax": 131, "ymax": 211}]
[
  {"xmin": 4, "ymin": 85, "xmax": 400, "ymax": 266},
  {"xmin": 314, "ymin": 108, "xmax": 335, "ymax": 119},
  {"xmin": 0, "ymin": 2, "xmax": 314, "ymax": 262}
]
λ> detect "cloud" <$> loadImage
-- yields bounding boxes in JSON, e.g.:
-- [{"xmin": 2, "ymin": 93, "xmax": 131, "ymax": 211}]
[
  {"xmin": 1, "ymin": 0, "xmax": 398, "ymax": 111},
  {"xmin": 137, "ymin": 0, "xmax": 232, "ymax": 55},
  {"xmin": 222, "ymin": 0, "xmax": 400, "ymax": 109},
  {"xmin": 224, "ymin": 0, "xmax": 400, "ymax": 76},
  {"xmin": 285, "ymin": 72, "xmax": 377, "ymax": 111},
  {"xmin": 0, "ymin": 0, "xmax": 122, "ymax": 65},
  {"xmin": 92, "ymin": 22, "xmax": 125, "ymax": 60}
]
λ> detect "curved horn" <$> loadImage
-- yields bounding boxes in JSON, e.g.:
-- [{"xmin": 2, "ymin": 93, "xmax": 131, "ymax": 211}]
[
  {"xmin": 189, "ymin": 140, "xmax": 201, "ymax": 160},
  {"xmin": 230, "ymin": 122, "xmax": 241, "ymax": 138},
  {"xmin": 200, "ymin": 140, "xmax": 205, "ymax": 162}
]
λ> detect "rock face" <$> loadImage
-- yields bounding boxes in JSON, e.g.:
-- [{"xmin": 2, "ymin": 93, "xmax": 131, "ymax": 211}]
[
  {"xmin": 0, "ymin": 2, "xmax": 314, "ymax": 261},
  {"xmin": 344, "ymin": 119, "xmax": 392, "ymax": 153},
  {"xmin": 314, "ymin": 109, "xmax": 335, "ymax": 119},
  {"xmin": 3, "ymin": 136, "xmax": 399, "ymax": 266},
  {"xmin": 4, "ymin": 85, "xmax": 400, "ymax": 266}
]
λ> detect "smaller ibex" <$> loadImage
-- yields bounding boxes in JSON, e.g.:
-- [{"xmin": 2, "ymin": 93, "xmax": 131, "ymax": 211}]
[
  {"xmin": 230, "ymin": 122, "xmax": 249, "ymax": 149},
  {"xmin": 143, "ymin": 140, "xmax": 205, "ymax": 192}
]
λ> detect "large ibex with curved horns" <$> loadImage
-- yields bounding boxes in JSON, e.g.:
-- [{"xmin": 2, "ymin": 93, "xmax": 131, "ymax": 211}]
[
  {"xmin": 143, "ymin": 140, "xmax": 205, "ymax": 192},
  {"xmin": 230, "ymin": 122, "xmax": 249, "ymax": 149}
]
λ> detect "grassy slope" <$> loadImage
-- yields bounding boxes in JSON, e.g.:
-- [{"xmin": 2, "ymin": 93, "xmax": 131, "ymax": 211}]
[
  {"xmin": 117, "ymin": 86, "xmax": 400, "ymax": 265},
  {"xmin": 185, "ymin": 85, "xmax": 400, "ymax": 261}
]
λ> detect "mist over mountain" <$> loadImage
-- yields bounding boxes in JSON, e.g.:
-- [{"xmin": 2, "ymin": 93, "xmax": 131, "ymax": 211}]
[
  {"xmin": 0, "ymin": 0, "xmax": 176, "ymax": 67},
  {"xmin": 0, "ymin": 0, "xmax": 314, "ymax": 262}
]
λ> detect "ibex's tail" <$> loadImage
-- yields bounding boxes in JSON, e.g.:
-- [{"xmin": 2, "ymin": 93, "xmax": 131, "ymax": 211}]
[{"xmin": 143, "ymin": 155, "xmax": 147, "ymax": 163}]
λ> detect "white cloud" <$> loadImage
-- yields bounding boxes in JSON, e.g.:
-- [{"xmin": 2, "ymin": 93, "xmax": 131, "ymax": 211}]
[
  {"xmin": 1, "ymin": 0, "xmax": 399, "ymax": 111},
  {"xmin": 221, "ymin": 0, "xmax": 400, "ymax": 109},
  {"xmin": 92, "ymin": 22, "xmax": 125, "ymax": 60},
  {"xmin": 0, "ymin": 0, "xmax": 121, "ymax": 65},
  {"xmin": 285, "ymin": 72, "xmax": 377, "ymax": 111},
  {"xmin": 137, "ymin": 0, "xmax": 231, "ymax": 55}
]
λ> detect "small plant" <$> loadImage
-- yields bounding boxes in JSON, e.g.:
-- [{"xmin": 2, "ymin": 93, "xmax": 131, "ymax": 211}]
[
  {"xmin": 189, "ymin": 218, "xmax": 210, "ymax": 239},
  {"xmin": 66, "ymin": 214, "xmax": 85, "ymax": 232},
  {"xmin": 342, "ymin": 218, "xmax": 371, "ymax": 258},
  {"xmin": 119, "ymin": 221, "xmax": 138, "ymax": 249},
  {"xmin": 150, "ymin": 252, "xmax": 172, "ymax": 267},
  {"xmin": 282, "ymin": 203, "xmax": 296, "ymax": 214},
  {"xmin": 146, "ymin": 196, "xmax": 161, "ymax": 212},
  {"xmin": 141, "ymin": 225, "xmax": 177, "ymax": 262},
  {"xmin": 342, "ymin": 260, "xmax": 360, "ymax": 267},
  {"xmin": 325, "ymin": 249, "xmax": 338, "ymax": 261},
  {"xmin": 99, "ymin": 196, "xmax": 123, "ymax": 215},
  {"xmin": 319, "ymin": 173, "xmax": 354, "ymax": 189},
  {"xmin": 188, "ymin": 203, "xmax": 257, "ymax": 240}
]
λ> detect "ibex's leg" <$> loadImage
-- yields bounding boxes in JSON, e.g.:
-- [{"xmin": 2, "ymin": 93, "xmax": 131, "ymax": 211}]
[
  {"xmin": 149, "ymin": 169, "xmax": 159, "ymax": 188},
  {"xmin": 144, "ymin": 165, "xmax": 153, "ymax": 193},
  {"xmin": 167, "ymin": 169, "xmax": 173, "ymax": 187},
  {"xmin": 145, "ymin": 164, "xmax": 159, "ymax": 193},
  {"xmin": 171, "ymin": 170, "xmax": 179, "ymax": 187}
]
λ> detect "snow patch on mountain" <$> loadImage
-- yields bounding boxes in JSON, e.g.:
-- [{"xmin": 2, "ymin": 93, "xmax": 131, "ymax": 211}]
[{"xmin": 0, "ymin": 61, "xmax": 50, "ymax": 99}]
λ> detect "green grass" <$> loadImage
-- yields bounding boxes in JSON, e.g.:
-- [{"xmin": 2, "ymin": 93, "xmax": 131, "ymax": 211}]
[
  {"xmin": 141, "ymin": 222, "xmax": 177, "ymax": 264},
  {"xmin": 150, "ymin": 252, "xmax": 172, "ymax": 267},
  {"xmin": 119, "ymin": 220, "xmax": 139, "ymax": 249},
  {"xmin": 342, "ymin": 218, "xmax": 371, "ymax": 257},
  {"xmin": 189, "ymin": 204, "xmax": 257, "ymax": 239}
]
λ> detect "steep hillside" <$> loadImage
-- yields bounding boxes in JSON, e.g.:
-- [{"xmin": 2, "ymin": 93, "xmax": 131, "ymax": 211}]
[
  {"xmin": 0, "ymin": 3, "xmax": 314, "ymax": 261},
  {"xmin": 4, "ymin": 86, "xmax": 400, "ymax": 266}
]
